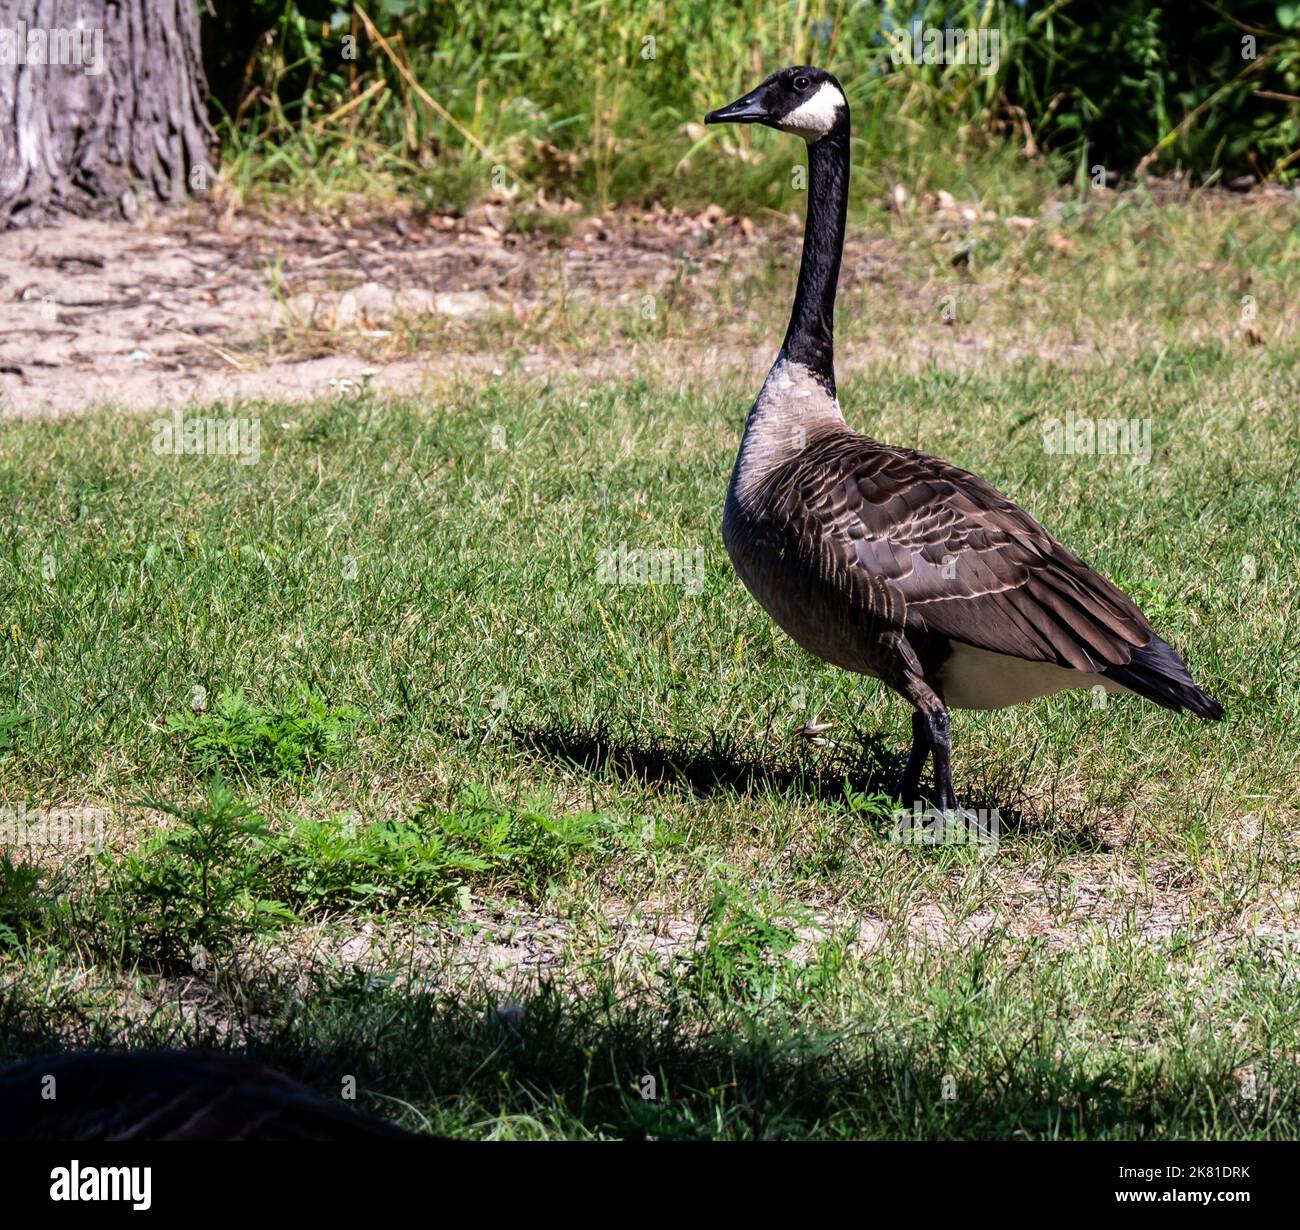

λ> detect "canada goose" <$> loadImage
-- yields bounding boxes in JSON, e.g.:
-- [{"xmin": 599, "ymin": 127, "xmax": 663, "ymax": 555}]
[
  {"xmin": 0, "ymin": 1050, "xmax": 421, "ymax": 1141},
  {"xmin": 706, "ymin": 67, "xmax": 1222, "ymax": 811}
]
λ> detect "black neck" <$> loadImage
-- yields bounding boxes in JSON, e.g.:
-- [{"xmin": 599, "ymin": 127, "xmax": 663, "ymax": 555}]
[{"xmin": 781, "ymin": 126, "xmax": 849, "ymax": 393}]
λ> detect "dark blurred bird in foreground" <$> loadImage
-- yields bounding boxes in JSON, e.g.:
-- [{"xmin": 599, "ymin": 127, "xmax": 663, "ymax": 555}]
[{"xmin": 0, "ymin": 1050, "xmax": 423, "ymax": 1141}]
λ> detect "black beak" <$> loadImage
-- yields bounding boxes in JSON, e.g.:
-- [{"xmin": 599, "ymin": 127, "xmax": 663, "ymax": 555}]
[{"xmin": 704, "ymin": 85, "xmax": 771, "ymax": 126}]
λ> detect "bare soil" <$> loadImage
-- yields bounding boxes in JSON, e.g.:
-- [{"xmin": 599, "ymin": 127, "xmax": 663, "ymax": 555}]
[
  {"xmin": 2, "ymin": 187, "xmax": 1290, "ymax": 419},
  {"xmin": 0, "ymin": 202, "xmax": 770, "ymax": 416},
  {"xmin": 0, "ymin": 196, "xmax": 1091, "ymax": 418}
]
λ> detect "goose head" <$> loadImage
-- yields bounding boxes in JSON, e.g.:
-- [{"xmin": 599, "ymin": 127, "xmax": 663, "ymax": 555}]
[{"xmin": 705, "ymin": 66, "xmax": 848, "ymax": 143}]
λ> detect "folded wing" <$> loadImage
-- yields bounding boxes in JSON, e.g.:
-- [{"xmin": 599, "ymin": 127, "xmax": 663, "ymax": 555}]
[{"xmin": 763, "ymin": 433, "xmax": 1218, "ymax": 716}]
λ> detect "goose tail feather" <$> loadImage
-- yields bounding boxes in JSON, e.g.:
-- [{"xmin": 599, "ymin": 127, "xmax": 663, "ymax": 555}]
[{"xmin": 1102, "ymin": 633, "xmax": 1223, "ymax": 720}]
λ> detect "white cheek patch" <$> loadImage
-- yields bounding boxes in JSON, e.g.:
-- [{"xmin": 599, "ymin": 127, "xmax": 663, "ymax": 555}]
[{"xmin": 779, "ymin": 81, "xmax": 845, "ymax": 140}]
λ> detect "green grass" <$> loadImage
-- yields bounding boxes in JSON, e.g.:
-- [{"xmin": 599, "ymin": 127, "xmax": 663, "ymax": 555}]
[{"xmin": 1, "ymin": 195, "xmax": 1298, "ymax": 1139}]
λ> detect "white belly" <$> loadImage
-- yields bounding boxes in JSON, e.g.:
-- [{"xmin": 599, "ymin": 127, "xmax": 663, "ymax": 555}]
[{"xmin": 939, "ymin": 642, "xmax": 1130, "ymax": 710}]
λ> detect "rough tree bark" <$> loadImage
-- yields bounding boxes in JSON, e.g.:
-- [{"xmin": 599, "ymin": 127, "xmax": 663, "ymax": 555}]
[{"xmin": 0, "ymin": 0, "xmax": 214, "ymax": 227}]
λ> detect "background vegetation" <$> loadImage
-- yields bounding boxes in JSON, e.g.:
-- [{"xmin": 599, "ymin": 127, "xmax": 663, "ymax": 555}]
[{"xmin": 204, "ymin": 1, "xmax": 1300, "ymax": 214}]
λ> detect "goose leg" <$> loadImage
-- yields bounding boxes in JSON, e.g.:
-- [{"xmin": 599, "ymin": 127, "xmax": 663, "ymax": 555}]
[
  {"xmin": 894, "ymin": 710, "xmax": 931, "ymax": 806},
  {"xmin": 881, "ymin": 633, "xmax": 957, "ymax": 812},
  {"xmin": 925, "ymin": 707, "xmax": 958, "ymax": 812}
]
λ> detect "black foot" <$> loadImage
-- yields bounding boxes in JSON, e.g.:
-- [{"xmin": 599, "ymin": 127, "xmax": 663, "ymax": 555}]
[
  {"xmin": 893, "ymin": 711, "xmax": 931, "ymax": 806},
  {"xmin": 925, "ymin": 707, "xmax": 959, "ymax": 812}
]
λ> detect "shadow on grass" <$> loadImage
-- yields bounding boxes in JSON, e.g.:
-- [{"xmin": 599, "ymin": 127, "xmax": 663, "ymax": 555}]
[
  {"xmin": 510, "ymin": 723, "xmax": 1108, "ymax": 853},
  {"xmin": 0, "ymin": 967, "xmax": 1231, "ymax": 1140}
]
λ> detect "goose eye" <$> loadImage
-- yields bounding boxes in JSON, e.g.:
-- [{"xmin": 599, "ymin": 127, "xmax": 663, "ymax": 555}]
[{"xmin": 794, "ymin": 76, "xmax": 809, "ymax": 91}]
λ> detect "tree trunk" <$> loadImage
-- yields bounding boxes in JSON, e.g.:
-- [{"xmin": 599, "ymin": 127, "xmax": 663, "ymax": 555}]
[{"xmin": 0, "ymin": 0, "xmax": 214, "ymax": 228}]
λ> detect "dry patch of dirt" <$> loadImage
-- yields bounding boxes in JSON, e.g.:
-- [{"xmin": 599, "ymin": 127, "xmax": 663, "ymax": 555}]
[
  {"xmin": 0, "ymin": 195, "xmax": 1208, "ymax": 419},
  {"xmin": 0, "ymin": 203, "xmax": 775, "ymax": 416},
  {"xmin": 7, "ymin": 868, "xmax": 1296, "ymax": 1052},
  {"xmin": 232, "ymin": 874, "xmax": 1300, "ymax": 997}
]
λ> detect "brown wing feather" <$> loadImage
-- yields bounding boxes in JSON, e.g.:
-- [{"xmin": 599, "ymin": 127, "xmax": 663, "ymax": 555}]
[{"xmin": 767, "ymin": 431, "xmax": 1153, "ymax": 672}]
